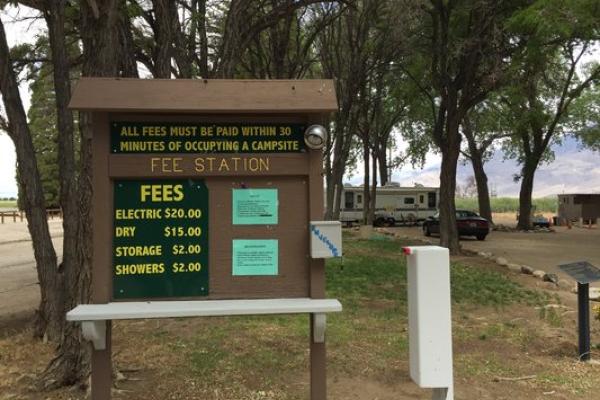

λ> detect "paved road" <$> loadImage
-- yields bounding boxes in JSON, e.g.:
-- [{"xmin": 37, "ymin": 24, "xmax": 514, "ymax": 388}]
[
  {"xmin": 0, "ymin": 220, "xmax": 63, "ymax": 317},
  {"xmin": 390, "ymin": 225, "xmax": 600, "ymax": 284}
]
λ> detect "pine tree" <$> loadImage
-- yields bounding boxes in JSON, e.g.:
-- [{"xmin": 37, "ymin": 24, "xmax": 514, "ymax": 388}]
[{"xmin": 28, "ymin": 60, "xmax": 60, "ymax": 208}]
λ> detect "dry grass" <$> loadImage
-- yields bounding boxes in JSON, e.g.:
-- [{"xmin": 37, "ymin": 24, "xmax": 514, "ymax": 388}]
[{"xmin": 2, "ymin": 233, "xmax": 600, "ymax": 399}]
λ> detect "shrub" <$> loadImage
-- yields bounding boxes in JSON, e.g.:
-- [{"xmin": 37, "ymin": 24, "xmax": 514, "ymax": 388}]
[{"xmin": 455, "ymin": 197, "xmax": 557, "ymax": 213}]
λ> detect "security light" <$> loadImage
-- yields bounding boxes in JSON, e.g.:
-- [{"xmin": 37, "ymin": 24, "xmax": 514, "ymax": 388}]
[{"xmin": 304, "ymin": 125, "xmax": 328, "ymax": 150}]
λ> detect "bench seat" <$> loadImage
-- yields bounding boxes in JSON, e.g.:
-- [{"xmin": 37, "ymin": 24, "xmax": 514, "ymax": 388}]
[{"xmin": 68, "ymin": 298, "xmax": 342, "ymax": 349}]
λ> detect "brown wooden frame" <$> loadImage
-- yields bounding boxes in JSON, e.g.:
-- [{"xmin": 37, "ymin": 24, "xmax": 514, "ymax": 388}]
[{"xmin": 70, "ymin": 79, "xmax": 336, "ymax": 400}]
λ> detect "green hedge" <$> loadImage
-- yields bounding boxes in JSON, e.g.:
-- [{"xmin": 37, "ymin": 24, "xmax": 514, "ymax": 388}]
[{"xmin": 455, "ymin": 197, "xmax": 557, "ymax": 213}]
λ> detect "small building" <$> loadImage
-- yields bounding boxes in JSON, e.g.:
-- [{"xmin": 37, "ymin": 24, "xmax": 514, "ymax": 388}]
[{"xmin": 557, "ymin": 194, "xmax": 600, "ymax": 224}]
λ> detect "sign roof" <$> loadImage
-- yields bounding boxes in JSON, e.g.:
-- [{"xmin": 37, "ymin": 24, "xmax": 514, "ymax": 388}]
[
  {"xmin": 558, "ymin": 261, "xmax": 600, "ymax": 284},
  {"xmin": 68, "ymin": 78, "xmax": 338, "ymax": 114}
]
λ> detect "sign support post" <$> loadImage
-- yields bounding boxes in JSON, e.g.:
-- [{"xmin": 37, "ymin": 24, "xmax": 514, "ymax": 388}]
[
  {"xmin": 308, "ymin": 139, "xmax": 327, "ymax": 400},
  {"xmin": 577, "ymin": 282, "xmax": 591, "ymax": 361},
  {"xmin": 90, "ymin": 112, "xmax": 112, "ymax": 400},
  {"xmin": 558, "ymin": 260, "xmax": 600, "ymax": 362}
]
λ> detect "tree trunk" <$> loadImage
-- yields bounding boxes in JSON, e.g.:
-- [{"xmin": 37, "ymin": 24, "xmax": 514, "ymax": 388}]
[
  {"xmin": 438, "ymin": 117, "xmax": 461, "ymax": 254},
  {"xmin": 218, "ymin": 0, "xmax": 244, "ymax": 78},
  {"xmin": 471, "ymin": 153, "xmax": 493, "ymax": 225},
  {"xmin": 324, "ymin": 133, "xmax": 334, "ymax": 220},
  {"xmin": 153, "ymin": 0, "xmax": 173, "ymax": 78},
  {"xmin": 0, "ymin": 14, "xmax": 61, "ymax": 340},
  {"xmin": 369, "ymin": 152, "xmax": 377, "ymax": 225},
  {"xmin": 45, "ymin": 0, "xmax": 79, "ymax": 328},
  {"xmin": 377, "ymin": 149, "xmax": 388, "ymax": 187},
  {"xmin": 362, "ymin": 138, "xmax": 370, "ymax": 225},
  {"xmin": 332, "ymin": 166, "xmax": 344, "ymax": 220},
  {"xmin": 517, "ymin": 160, "xmax": 537, "ymax": 230},
  {"xmin": 469, "ymin": 148, "xmax": 493, "ymax": 224},
  {"xmin": 37, "ymin": 0, "xmax": 95, "ymax": 389},
  {"xmin": 197, "ymin": 0, "xmax": 209, "ymax": 77},
  {"xmin": 117, "ymin": 0, "xmax": 139, "ymax": 78},
  {"xmin": 40, "ymin": 0, "xmax": 120, "ymax": 389},
  {"xmin": 463, "ymin": 116, "xmax": 493, "ymax": 224},
  {"xmin": 171, "ymin": 2, "xmax": 194, "ymax": 78},
  {"xmin": 329, "ymin": 119, "xmax": 354, "ymax": 221}
]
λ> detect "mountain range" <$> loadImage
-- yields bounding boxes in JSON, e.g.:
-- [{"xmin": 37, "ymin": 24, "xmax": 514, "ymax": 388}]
[{"xmin": 350, "ymin": 137, "xmax": 600, "ymax": 197}]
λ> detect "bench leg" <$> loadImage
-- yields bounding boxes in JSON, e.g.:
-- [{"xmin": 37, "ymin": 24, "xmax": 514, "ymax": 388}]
[
  {"xmin": 82, "ymin": 321, "xmax": 107, "ymax": 350},
  {"xmin": 91, "ymin": 321, "xmax": 112, "ymax": 400},
  {"xmin": 310, "ymin": 313, "xmax": 326, "ymax": 400}
]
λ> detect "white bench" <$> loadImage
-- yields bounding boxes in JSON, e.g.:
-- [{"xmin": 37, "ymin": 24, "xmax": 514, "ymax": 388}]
[{"xmin": 68, "ymin": 298, "xmax": 342, "ymax": 350}]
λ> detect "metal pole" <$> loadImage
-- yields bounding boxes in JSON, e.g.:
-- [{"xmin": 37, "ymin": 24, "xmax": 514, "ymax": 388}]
[
  {"xmin": 577, "ymin": 282, "xmax": 591, "ymax": 361},
  {"xmin": 432, "ymin": 387, "xmax": 452, "ymax": 400}
]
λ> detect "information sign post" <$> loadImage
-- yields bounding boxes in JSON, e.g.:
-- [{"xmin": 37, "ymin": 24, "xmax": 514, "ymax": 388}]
[
  {"xmin": 558, "ymin": 261, "xmax": 600, "ymax": 362},
  {"xmin": 67, "ymin": 78, "xmax": 341, "ymax": 400}
]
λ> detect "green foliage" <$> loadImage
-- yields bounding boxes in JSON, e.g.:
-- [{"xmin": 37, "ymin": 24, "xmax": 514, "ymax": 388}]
[
  {"xmin": 502, "ymin": 0, "xmax": 600, "ymax": 164},
  {"xmin": 15, "ymin": 32, "xmax": 80, "ymax": 210},
  {"xmin": 26, "ymin": 56, "xmax": 60, "ymax": 208},
  {"xmin": 508, "ymin": 0, "xmax": 600, "ymax": 42},
  {"xmin": 455, "ymin": 196, "xmax": 557, "ymax": 213},
  {"xmin": 326, "ymin": 235, "xmax": 548, "ymax": 310},
  {"xmin": 462, "ymin": 96, "xmax": 512, "ymax": 162},
  {"xmin": 570, "ymin": 81, "xmax": 600, "ymax": 152}
]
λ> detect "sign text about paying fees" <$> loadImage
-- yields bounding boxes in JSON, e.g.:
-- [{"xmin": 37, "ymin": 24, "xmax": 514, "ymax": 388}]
[{"xmin": 111, "ymin": 122, "xmax": 306, "ymax": 153}]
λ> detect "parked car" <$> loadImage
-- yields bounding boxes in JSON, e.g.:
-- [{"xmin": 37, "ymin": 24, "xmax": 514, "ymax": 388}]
[
  {"xmin": 531, "ymin": 214, "xmax": 550, "ymax": 228},
  {"xmin": 423, "ymin": 210, "xmax": 490, "ymax": 241}
]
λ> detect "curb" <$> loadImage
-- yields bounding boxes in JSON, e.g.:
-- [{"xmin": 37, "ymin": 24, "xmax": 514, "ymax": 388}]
[
  {"xmin": 478, "ymin": 251, "xmax": 580, "ymax": 293},
  {"xmin": 374, "ymin": 227, "xmax": 586, "ymax": 296}
]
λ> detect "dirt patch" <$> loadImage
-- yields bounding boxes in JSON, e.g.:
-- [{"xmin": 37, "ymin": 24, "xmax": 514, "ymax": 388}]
[
  {"xmin": 3, "ymin": 235, "xmax": 600, "ymax": 399},
  {"xmin": 3, "ymin": 291, "xmax": 600, "ymax": 399}
]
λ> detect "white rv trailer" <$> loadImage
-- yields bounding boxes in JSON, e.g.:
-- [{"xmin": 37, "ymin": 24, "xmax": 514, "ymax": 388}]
[{"xmin": 340, "ymin": 185, "xmax": 440, "ymax": 226}]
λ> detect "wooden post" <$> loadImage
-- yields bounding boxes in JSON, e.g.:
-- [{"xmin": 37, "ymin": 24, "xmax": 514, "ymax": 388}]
[
  {"xmin": 1, "ymin": 213, "xmax": 4, "ymax": 224},
  {"xmin": 12, "ymin": 211, "xmax": 16, "ymax": 222},
  {"xmin": 91, "ymin": 113, "xmax": 112, "ymax": 400},
  {"xmin": 308, "ymin": 116, "xmax": 327, "ymax": 400}
]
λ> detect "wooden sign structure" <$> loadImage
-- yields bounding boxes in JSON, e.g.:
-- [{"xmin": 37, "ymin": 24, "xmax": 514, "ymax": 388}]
[{"xmin": 67, "ymin": 78, "xmax": 342, "ymax": 400}]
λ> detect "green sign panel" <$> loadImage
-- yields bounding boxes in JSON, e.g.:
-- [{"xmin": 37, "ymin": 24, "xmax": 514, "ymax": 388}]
[
  {"xmin": 113, "ymin": 179, "xmax": 209, "ymax": 299},
  {"xmin": 232, "ymin": 188, "xmax": 278, "ymax": 225},
  {"xmin": 232, "ymin": 240, "xmax": 279, "ymax": 276},
  {"xmin": 111, "ymin": 122, "xmax": 306, "ymax": 154}
]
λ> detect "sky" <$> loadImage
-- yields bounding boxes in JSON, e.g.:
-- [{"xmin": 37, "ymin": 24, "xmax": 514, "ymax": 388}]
[
  {"xmin": 0, "ymin": 6, "xmax": 598, "ymax": 199},
  {"xmin": 350, "ymin": 136, "xmax": 600, "ymax": 197}
]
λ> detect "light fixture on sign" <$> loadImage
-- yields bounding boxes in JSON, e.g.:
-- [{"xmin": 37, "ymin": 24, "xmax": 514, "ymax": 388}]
[{"xmin": 304, "ymin": 125, "xmax": 328, "ymax": 150}]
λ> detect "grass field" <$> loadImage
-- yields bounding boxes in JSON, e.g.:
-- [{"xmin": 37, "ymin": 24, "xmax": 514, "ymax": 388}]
[
  {"xmin": 0, "ymin": 200, "xmax": 17, "ymax": 208},
  {"xmin": 3, "ymin": 231, "xmax": 599, "ymax": 399},
  {"xmin": 455, "ymin": 196, "xmax": 557, "ymax": 213},
  {"xmin": 0, "ymin": 198, "xmax": 559, "ymax": 212}
]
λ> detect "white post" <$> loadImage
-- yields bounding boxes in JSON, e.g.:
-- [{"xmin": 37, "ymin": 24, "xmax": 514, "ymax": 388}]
[{"xmin": 404, "ymin": 246, "xmax": 453, "ymax": 400}]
